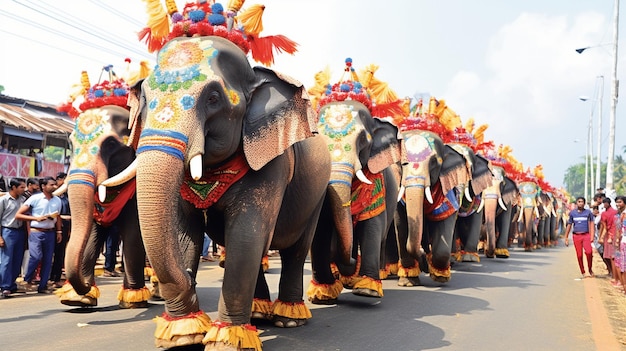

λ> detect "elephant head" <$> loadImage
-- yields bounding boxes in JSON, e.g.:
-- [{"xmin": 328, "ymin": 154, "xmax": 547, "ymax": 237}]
[
  {"xmin": 63, "ymin": 104, "xmax": 135, "ymax": 295},
  {"xmin": 316, "ymin": 100, "xmax": 401, "ymax": 263}
]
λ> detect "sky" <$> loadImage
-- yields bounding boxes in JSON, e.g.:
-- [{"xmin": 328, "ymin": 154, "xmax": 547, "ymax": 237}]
[{"xmin": 1, "ymin": 0, "xmax": 625, "ymax": 192}]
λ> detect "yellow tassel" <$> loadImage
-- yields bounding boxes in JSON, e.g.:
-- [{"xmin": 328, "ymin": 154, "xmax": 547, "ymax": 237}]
[
  {"xmin": 261, "ymin": 255, "xmax": 269, "ymax": 272},
  {"xmin": 153, "ymin": 311, "xmax": 212, "ymax": 340},
  {"xmin": 128, "ymin": 61, "xmax": 153, "ymax": 87},
  {"xmin": 464, "ymin": 117, "xmax": 475, "ymax": 134},
  {"xmin": 80, "ymin": 71, "xmax": 91, "ymax": 91},
  {"xmin": 387, "ymin": 262, "xmax": 399, "ymax": 275},
  {"xmin": 144, "ymin": 266, "xmax": 155, "ymax": 277},
  {"xmin": 306, "ymin": 279, "xmax": 343, "ymax": 301},
  {"xmin": 164, "ymin": 0, "xmax": 178, "ymax": 15},
  {"xmin": 352, "ymin": 276, "xmax": 383, "ymax": 297},
  {"xmin": 238, "ymin": 4, "xmax": 265, "ymax": 36},
  {"xmin": 203, "ymin": 323, "xmax": 262, "ymax": 350},
  {"xmin": 397, "ymin": 263, "xmax": 420, "ymax": 278},
  {"xmin": 117, "ymin": 286, "xmax": 151, "ymax": 303},
  {"xmin": 143, "ymin": 0, "xmax": 170, "ymax": 40},
  {"xmin": 55, "ymin": 284, "xmax": 100, "ymax": 299},
  {"xmin": 359, "ymin": 64, "xmax": 399, "ymax": 105},
  {"xmin": 426, "ymin": 253, "xmax": 451, "ymax": 279},
  {"xmin": 340, "ymin": 274, "xmax": 362, "ymax": 289},
  {"xmin": 453, "ymin": 251, "xmax": 463, "ymax": 262},
  {"xmin": 227, "ymin": 0, "xmax": 246, "ymax": 12},
  {"xmin": 379, "ymin": 269, "xmax": 389, "ymax": 280},
  {"xmin": 251, "ymin": 298, "xmax": 273, "ymax": 316},
  {"xmin": 271, "ymin": 300, "xmax": 312, "ymax": 319},
  {"xmin": 495, "ymin": 248, "xmax": 510, "ymax": 257}
]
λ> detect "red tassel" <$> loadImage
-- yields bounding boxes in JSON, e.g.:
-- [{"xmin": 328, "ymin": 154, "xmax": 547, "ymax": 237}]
[
  {"xmin": 138, "ymin": 27, "xmax": 167, "ymax": 53},
  {"xmin": 371, "ymin": 100, "xmax": 405, "ymax": 119},
  {"xmin": 248, "ymin": 35, "xmax": 298, "ymax": 66}
]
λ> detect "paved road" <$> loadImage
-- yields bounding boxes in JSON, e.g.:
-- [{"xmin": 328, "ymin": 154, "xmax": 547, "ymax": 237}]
[{"xmin": 2, "ymin": 241, "xmax": 624, "ymax": 351}]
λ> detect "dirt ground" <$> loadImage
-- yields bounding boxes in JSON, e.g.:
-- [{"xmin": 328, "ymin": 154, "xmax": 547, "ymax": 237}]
[{"xmin": 592, "ymin": 252, "xmax": 626, "ymax": 348}]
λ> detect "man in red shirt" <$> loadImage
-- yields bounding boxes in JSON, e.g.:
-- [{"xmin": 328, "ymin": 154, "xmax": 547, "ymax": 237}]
[{"xmin": 599, "ymin": 197, "xmax": 619, "ymax": 285}]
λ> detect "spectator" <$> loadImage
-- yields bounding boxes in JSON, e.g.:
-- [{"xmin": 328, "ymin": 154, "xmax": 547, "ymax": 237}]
[
  {"xmin": 0, "ymin": 141, "xmax": 8, "ymax": 153},
  {"xmin": 564, "ymin": 196, "xmax": 595, "ymax": 278},
  {"xmin": 201, "ymin": 233, "xmax": 215, "ymax": 262},
  {"xmin": 49, "ymin": 172, "xmax": 70, "ymax": 288},
  {"xmin": 614, "ymin": 196, "xmax": 626, "ymax": 294},
  {"xmin": 599, "ymin": 197, "xmax": 618, "ymax": 286},
  {"xmin": 15, "ymin": 176, "xmax": 62, "ymax": 293},
  {"xmin": 102, "ymin": 224, "xmax": 121, "ymax": 277},
  {"xmin": 0, "ymin": 178, "xmax": 26, "ymax": 298},
  {"xmin": 22, "ymin": 178, "xmax": 40, "ymax": 200}
]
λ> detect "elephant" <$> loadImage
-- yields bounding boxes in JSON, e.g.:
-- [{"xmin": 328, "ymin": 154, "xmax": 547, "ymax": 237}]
[
  {"xmin": 55, "ymin": 104, "xmax": 152, "ymax": 308},
  {"xmin": 478, "ymin": 165, "xmax": 519, "ymax": 258},
  {"xmin": 449, "ymin": 143, "xmax": 493, "ymax": 262},
  {"xmin": 123, "ymin": 35, "xmax": 331, "ymax": 349},
  {"xmin": 392, "ymin": 129, "xmax": 469, "ymax": 285},
  {"xmin": 536, "ymin": 190, "xmax": 558, "ymax": 248},
  {"xmin": 517, "ymin": 179, "xmax": 542, "ymax": 251},
  {"xmin": 306, "ymin": 100, "xmax": 401, "ymax": 304}
]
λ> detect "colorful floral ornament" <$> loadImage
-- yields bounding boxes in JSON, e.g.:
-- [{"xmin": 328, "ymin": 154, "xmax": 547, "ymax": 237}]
[{"xmin": 139, "ymin": 0, "xmax": 297, "ymax": 66}]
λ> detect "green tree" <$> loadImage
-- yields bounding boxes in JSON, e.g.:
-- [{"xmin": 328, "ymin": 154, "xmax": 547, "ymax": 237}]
[{"xmin": 563, "ymin": 162, "xmax": 585, "ymax": 197}]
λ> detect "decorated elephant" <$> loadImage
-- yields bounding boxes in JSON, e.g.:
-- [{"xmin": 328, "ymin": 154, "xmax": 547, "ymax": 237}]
[
  {"xmin": 449, "ymin": 140, "xmax": 493, "ymax": 262},
  {"xmin": 121, "ymin": 3, "xmax": 331, "ymax": 349},
  {"xmin": 54, "ymin": 67, "xmax": 154, "ymax": 308},
  {"xmin": 478, "ymin": 164, "xmax": 519, "ymax": 258},
  {"xmin": 517, "ymin": 177, "xmax": 541, "ymax": 251},
  {"xmin": 305, "ymin": 60, "xmax": 403, "ymax": 303}
]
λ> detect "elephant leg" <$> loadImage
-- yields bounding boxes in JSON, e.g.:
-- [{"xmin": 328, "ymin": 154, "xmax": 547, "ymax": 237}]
[
  {"xmin": 394, "ymin": 203, "xmax": 422, "ymax": 287},
  {"xmin": 252, "ymin": 265, "xmax": 272, "ymax": 320},
  {"xmin": 427, "ymin": 214, "xmax": 458, "ymax": 283},
  {"xmin": 117, "ymin": 201, "xmax": 150, "ymax": 309},
  {"xmin": 383, "ymin": 224, "xmax": 399, "ymax": 278},
  {"xmin": 352, "ymin": 218, "xmax": 386, "ymax": 298},
  {"xmin": 495, "ymin": 207, "xmax": 513, "ymax": 258},
  {"xmin": 457, "ymin": 214, "xmax": 482, "ymax": 262}
]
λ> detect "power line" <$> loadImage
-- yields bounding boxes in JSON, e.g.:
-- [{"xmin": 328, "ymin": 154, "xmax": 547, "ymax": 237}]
[
  {"xmin": 0, "ymin": 28, "xmax": 103, "ymax": 62},
  {"xmin": 87, "ymin": 0, "xmax": 145, "ymax": 28}
]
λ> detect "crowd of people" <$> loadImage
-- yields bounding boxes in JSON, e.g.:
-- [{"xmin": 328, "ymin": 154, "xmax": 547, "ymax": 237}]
[
  {"xmin": 564, "ymin": 191, "xmax": 626, "ymax": 295},
  {"xmin": 0, "ymin": 173, "xmax": 122, "ymax": 298}
]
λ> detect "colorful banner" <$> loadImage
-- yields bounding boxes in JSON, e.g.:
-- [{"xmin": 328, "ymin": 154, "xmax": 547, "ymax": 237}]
[{"xmin": 0, "ymin": 153, "xmax": 64, "ymax": 179}]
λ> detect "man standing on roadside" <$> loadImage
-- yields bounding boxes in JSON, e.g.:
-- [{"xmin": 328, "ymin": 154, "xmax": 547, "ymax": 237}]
[
  {"xmin": 0, "ymin": 178, "xmax": 26, "ymax": 298},
  {"xmin": 565, "ymin": 196, "xmax": 596, "ymax": 278},
  {"xmin": 15, "ymin": 176, "xmax": 62, "ymax": 293},
  {"xmin": 599, "ymin": 197, "xmax": 618, "ymax": 285}
]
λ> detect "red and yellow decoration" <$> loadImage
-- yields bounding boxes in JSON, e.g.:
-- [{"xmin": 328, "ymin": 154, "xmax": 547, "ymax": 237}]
[
  {"xmin": 202, "ymin": 321, "xmax": 261, "ymax": 350},
  {"xmin": 154, "ymin": 310, "xmax": 212, "ymax": 343}
]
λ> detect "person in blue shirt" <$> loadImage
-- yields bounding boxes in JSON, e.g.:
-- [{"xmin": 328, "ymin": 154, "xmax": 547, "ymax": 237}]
[{"xmin": 564, "ymin": 196, "xmax": 596, "ymax": 278}]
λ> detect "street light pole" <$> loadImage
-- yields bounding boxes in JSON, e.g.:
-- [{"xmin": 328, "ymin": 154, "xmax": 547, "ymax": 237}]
[
  {"xmin": 596, "ymin": 75, "xmax": 604, "ymax": 192},
  {"xmin": 606, "ymin": 0, "xmax": 620, "ymax": 198}
]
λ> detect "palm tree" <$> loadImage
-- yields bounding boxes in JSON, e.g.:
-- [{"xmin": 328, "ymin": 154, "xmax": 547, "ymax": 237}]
[{"xmin": 614, "ymin": 154, "xmax": 626, "ymax": 195}]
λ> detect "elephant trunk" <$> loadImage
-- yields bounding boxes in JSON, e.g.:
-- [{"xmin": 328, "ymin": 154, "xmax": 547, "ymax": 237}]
[
  {"xmin": 483, "ymin": 197, "xmax": 498, "ymax": 255},
  {"xmin": 405, "ymin": 185, "xmax": 425, "ymax": 259},
  {"xmin": 135, "ymin": 152, "xmax": 199, "ymax": 315},
  {"xmin": 523, "ymin": 207, "xmax": 535, "ymax": 248},
  {"xmin": 326, "ymin": 183, "xmax": 353, "ymax": 265},
  {"xmin": 65, "ymin": 183, "xmax": 96, "ymax": 295}
]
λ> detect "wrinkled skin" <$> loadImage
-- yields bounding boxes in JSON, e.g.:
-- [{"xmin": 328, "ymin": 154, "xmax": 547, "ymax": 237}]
[
  {"xmin": 130, "ymin": 36, "xmax": 331, "ymax": 348},
  {"xmin": 536, "ymin": 191, "xmax": 557, "ymax": 248},
  {"xmin": 392, "ymin": 130, "xmax": 468, "ymax": 285},
  {"xmin": 517, "ymin": 181, "xmax": 541, "ymax": 251},
  {"xmin": 308, "ymin": 101, "xmax": 401, "ymax": 303},
  {"xmin": 62, "ymin": 105, "xmax": 149, "ymax": 308}
]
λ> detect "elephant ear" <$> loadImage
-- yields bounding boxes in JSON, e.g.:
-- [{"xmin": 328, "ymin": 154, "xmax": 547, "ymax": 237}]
[
  {"xmin": 470, "ymin": 154, "xmax": 493, "ymax": 196},
  {"xmin": 439, "ymin": 145, "xmax": 469, "ymax": 195},
  {"xmin": 243, "ymin": 67, "xmax": 317, "ymax": 170},
  {"xmin": 126, "ymin": 79, "xmax": 147, "ymax": 151},
  {"xmin": 501, "ymin": 176, "xmax": 519, "ymax": 207},
  {"xmin": 366, "ymin": 117, "xmax": 401, "ymax": 174}
]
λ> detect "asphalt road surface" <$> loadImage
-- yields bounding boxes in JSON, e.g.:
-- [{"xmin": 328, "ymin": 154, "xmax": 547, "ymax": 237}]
[{"xmin": 2, "ymin": 240, "xmax": 624, "ymax": 351}]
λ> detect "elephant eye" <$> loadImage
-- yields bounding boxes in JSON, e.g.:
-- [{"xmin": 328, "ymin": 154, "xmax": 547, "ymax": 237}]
[{"xmin": 205, "ymin": 91, "xmax": 221, "ymax": 107}]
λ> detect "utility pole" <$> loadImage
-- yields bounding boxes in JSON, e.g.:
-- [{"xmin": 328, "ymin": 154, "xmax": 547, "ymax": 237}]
[
  {"xmin": 606, "ymin": 0, "xmax": 620, "ymax": 198},
  {"xmin": 596, "ymin": 76, "xmax": 604, "ymax": 192}
]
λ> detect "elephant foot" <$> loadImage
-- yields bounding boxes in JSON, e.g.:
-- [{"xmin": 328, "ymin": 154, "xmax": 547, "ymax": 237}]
[
  {"xmin": 273, "ymin": 315, "xmax": 307, "ymax": 328},
  {"xmin": 397, "ymin": 276, "xmax": 421, "ymax": 287},
  {"xmin": 156, "ymin": 334, "xmax": 205, "ymax": 349},
  {"xmin": 495, "ymin": 248, "xmax": 510, "ymax": 258},
  {"xmin": 119, "ymin": 300, "xmax": 149, "ymax": 309},
  {"xmin": 427, "ymin": 254, "xmax": 451, "ymax": 283},
  {"xmin": 61, "ymin": 295, "xmax": 98, "ymax": 307},
  {"xmin": 251, "ymin": 298, "xmax": 273, "ymax": 321},
  {"xmin": 351, "ymin": 276, "xmax": 383, "ymax": 297},
  {"xmin": 56, "ymin": 283, "xmax": 99, "ymax": 307},
  {"xmin": 202, "ymin": 322, "xmax": 260, "ymax": 350},
  {"xmin": 352, "ymin": 288, "xmax": 382, "ymax": 298},
  {"xmin": 484, "ymin": 249, "xmax": 495, "ymax": 259},
  {"xmin": 524, "ymin": 246, "xmax": 533, "ymax": 252},
  {"xmin": 461, "ymin": 252, "xmax": 481, "ymax": 262},
  {"xmin": 430, "ymin": 274, "xmax": 450, "ymax": 283},
  {"xmin": 307, "ymin": 279, "xmax": 343, "ymax": 305}
]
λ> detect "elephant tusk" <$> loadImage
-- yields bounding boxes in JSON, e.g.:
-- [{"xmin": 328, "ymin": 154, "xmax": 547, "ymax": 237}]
[
  {"xmin": 100, "ymin": 159, "xmax": 137, "ymax": 188},
  {"xmin": 498, "ymin": 197, "xmax": 507, "ymax": 211},
  {"xmin": 476, "ymin": 196, "xmax": 485, "ymax": 213},
  {"xmin": 356, "ymin": 169, "xmax": 372, "ymax": 185},
  {"xmin": 190, "ymin": 154, "xmax": 203, "ymax": 180},
  {"xmin": 425, "ymin": 186, "xmax": 434, "ymax": 204},
  {"xmin": 397, "ymin": 185, "xmax": 405, "ymax": 203},
  {"xmin": 534, "ymin": 206, "xmax": 539, "ymax": 219},
  {"xmin": 464, "ymin": 186, "xmax": 472, "ymax": 202},
  {"xmin": 53, "ymin": 182, "xmax": 67, "ymax": 196},
  {"xmin": 98, "ymin": 184, "xmax": 107, "ymax": 203},
  {"xmin": 551, "ymin": 208, "xmax": 556, "ymax": 217},
  {"xmin": 517, "ymin": 207, "xmax": 524, "ymax": 222}
]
